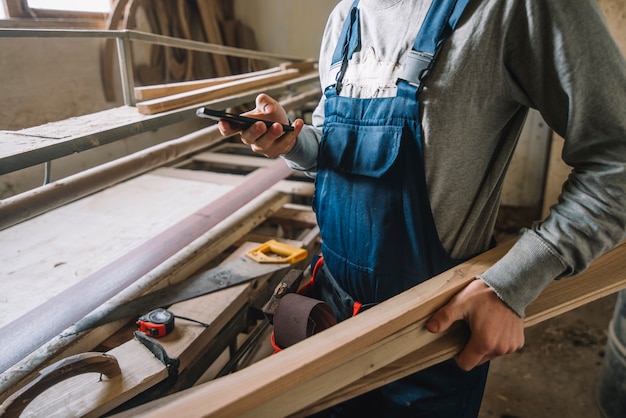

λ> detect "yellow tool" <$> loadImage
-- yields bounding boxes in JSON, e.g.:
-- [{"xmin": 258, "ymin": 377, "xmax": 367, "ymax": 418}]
[{"xmin": 246, "ymin": 239, "xmax": 308, "ymax": 264}]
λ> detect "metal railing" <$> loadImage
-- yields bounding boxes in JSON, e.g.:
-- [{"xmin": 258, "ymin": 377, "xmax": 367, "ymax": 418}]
[{"xmin": 0, "ymin": 28, "xmax": 305, "ymax": 106}]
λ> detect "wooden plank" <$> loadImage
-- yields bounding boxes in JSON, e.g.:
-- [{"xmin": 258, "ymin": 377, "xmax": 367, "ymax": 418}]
[
  {"xmin": 0, "ymin": 105, "xmax": 195, "ymax": 176},
  {"xmin": 111, "ymin": 240, "xmax": 626, "ymax": 418},
  {"xmin": 136, "ymin": 69, "xmax": 300, "ymax": 115},
  {"xmin": 13, "ymin": 239, "xmax": 301, "ymax": 417},
  {"xmin": 11, "ymin": 338, "xmax": 168, "ymax": 418},
  {"xmin": 0, "ymin": 189, "xmax": 297, "ymax": 410},
  {"xmin": 192, "ymin": 151, "xmax": 278, "ymax": 169},
  {"xmin": 267, "ymin": 205, "xmax": 318, "ymax": 230},
  {"xmin": 189, "ymin": 149, "xmax": 311, "ymax": 181},
  {"xmin": 150, "ymin": 167, "xmax": 314, "ymax": 197},
  {"xmin": 0, "ymin": 187, "xmax": 291, "ymax": 405},
  {"xmin": 299, "ymin": 239, "xmax": 626, "ymax": 416},
  {"xmin": 133, "ymin": 67, "xmax": 283, "ymax": 100}
]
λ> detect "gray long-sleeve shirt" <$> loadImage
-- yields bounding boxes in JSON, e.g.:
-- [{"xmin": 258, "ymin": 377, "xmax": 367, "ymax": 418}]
[{"xmin": 283, "ymin": 0, "xmax": 626, "ymax": 316}]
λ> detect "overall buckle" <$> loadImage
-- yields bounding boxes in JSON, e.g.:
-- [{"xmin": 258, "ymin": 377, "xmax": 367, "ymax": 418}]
[{"xmin": 397, "ymin": 50, "xmax": 434, "ymax": 88}]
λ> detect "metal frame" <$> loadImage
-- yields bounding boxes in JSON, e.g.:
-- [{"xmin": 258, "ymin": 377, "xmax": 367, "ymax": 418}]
[{"xmin": 0, "ymin": 28, "xmax": 312, "ymax": 177}]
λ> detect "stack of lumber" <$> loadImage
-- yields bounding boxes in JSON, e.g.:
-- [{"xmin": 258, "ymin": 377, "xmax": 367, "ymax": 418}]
[{"xmin": 133, "ymin": 61, "xmax": 318, "ymax": 115}]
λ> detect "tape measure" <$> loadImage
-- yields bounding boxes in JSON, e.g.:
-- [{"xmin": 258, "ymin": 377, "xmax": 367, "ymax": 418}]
[
  {"xmin": 136, "ymin": 308, "xmax": 209, "ymax": 338},
  {"xmin": 137, "ymin": 308, "xmax": 175, "ymax": 338}
]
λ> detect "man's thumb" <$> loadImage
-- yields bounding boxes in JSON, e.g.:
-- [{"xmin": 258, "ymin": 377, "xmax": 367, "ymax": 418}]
[{"xmin": 426, "ymin": 304, "xmax": 458, "ymax": 334}]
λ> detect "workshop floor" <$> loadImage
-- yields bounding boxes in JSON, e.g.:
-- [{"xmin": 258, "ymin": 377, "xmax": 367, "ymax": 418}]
[{"xmin": 479, "ymin": 207, "xmax": 617, "ymax": 418}]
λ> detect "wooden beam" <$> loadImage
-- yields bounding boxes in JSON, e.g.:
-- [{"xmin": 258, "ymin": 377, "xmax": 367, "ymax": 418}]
[
  {"xmin": 298, "ymin": 239, "xmax": 626, "ymax": 416},
  {"xmin": 133, "ymin": 67, "xmax": 283, "ymax": 101},
  {"xmin": 111, "ymin": 240, "xmax": 626, "ymax": 417},
  {"xmin": 135, "ymin": 69, "xmax": 300, "ymax": 115}
]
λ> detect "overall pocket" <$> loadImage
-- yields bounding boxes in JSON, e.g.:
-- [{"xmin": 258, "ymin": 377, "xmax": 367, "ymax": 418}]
[{"xmin": 318, "ymin": 121, "xmax": 404, "ymax": 179}]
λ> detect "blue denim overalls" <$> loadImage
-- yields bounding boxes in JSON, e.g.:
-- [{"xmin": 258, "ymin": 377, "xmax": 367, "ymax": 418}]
[{"xmin": 311, "ymin": 0, "xmax": 490, "ymax": 416}]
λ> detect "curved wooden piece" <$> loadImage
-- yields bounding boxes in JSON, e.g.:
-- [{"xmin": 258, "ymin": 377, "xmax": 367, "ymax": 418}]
[{"xmin": 0, "ymin": 352, "xmax": 121, "ymax": 418}]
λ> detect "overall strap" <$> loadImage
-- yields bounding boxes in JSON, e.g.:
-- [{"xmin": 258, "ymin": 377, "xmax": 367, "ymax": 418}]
[
  {"xmin": 398, "ymin": 0, "xmax": 471, "ymax": 92},
  {"xmin": 329, "ymin": 0, "xmax": 361, "ymax": 94},
  {"xmin": 328, "ymin": 0, "xmax": 470, "ymax": 96}
]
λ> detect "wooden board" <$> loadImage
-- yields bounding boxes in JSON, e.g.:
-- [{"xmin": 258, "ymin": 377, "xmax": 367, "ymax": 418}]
[
  {"xmin": 0, "ymin": 161, "xmax": 295, "ymax": 391},
  {"xmin": 111, "ymin": 240, "xmax": 626, "ymax": 417},
  {"xmin": 136, "ymin": 69, "xmax": 300, "ymax": 115},
  {"xmin": 0, "ymin": 73, "xmax": 320, "ymax": 176},
  {"xmin": 0, "ymin": 105, "xmax": 193, "ymax": 175},
  {"xmin": 150, "ymin": 167, "xmax": 314, "ymax": 199},
  {"xmin": 134, "ymin": 67, "xmax": 283, "ymax": 100}
]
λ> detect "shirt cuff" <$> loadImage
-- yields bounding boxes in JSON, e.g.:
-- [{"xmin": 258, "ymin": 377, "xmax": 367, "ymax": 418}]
[{"xmin": 478, "ymin": 229, "xmax": 568, "ymax": 317}]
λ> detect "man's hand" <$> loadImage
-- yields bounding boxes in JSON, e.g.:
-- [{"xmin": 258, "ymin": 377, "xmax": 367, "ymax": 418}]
[
  {"xmin": 426, "ymin": 279, "xmax": 525, "ymax": 371},
  {"xmin": 217, "ymin": 94, "xmax": 304, "ymax": 158}
]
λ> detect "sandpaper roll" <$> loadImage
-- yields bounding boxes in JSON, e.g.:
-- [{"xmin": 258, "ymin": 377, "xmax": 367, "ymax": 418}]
[{"xmin": 273, "ymin": 293, "xmax": 337, "ymax": 349}]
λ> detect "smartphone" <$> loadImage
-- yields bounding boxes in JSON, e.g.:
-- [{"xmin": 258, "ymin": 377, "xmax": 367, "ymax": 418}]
[{"xmin": 196, "ymin": 107, "xmax": 294, "ymax": 132}]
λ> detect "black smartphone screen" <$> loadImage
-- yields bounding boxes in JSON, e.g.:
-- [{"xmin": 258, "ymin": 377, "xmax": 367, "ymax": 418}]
[{"xmin": 196, "ymin": 107, "xmax": 294, "ymax": 131}]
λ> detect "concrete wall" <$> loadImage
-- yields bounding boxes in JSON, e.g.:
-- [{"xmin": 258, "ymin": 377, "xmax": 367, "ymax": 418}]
[{"xmin": 0, "ymin": 37, "xmax": 117, "ymax": 130}]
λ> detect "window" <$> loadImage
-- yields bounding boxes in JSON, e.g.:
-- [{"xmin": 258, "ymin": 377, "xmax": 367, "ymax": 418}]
[
  {"xmin": 1, "ymin": 0, "xmax": 110, "ymax": 25},
  {"xmin": 26, "ymin": 0, "xmax": 110, "ymax": 13}
]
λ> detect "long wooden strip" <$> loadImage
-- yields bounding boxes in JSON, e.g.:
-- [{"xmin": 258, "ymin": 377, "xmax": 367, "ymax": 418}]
[
  {"xmin": 134, "ymin": 67, "xmax": 283, "ymax": 100},
  {"xmin": 113, "ymin": 240, "xmax": 626, "ymax": 417},
  {"xmin": 296, "ymin": 239, "xmax": 626, "ymax": 416},
  {"xmin": 136, "ymin": 69, "xmax": 299, "ymax": 115}
]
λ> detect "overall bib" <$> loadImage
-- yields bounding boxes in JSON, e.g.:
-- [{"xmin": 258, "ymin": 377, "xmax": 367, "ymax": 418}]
[{"xmin": 311, "ymin": 0, "xmax": 489, "ymax": 416}]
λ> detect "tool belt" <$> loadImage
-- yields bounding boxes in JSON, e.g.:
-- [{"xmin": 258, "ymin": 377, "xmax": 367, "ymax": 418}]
[{"xmin": 271, "ymin": 256, "xmax": 372, "ymax": 351}]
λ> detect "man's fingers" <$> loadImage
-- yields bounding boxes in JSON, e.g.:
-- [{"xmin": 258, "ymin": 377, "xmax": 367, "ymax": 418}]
[
  {"xmin": 426, "ymin": 279, "xmax": 526, "ymax": 371},
  {"xmin": 455, "ymin": 334, "xmax": 493, "ymax": 371}
]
